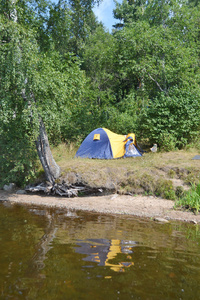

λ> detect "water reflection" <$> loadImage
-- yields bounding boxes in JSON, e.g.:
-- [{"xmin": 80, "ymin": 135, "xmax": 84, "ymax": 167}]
[
  {"xmin": 75, "ymin": 239, "xmax": 136, "ymax": 272},
  {"xmin": 1, "ymin": 202, "xmax": 200, "ymax": 299},
  {"xmin": 27, "ymin": 213, "xmax": 57, "ymax": 274}
]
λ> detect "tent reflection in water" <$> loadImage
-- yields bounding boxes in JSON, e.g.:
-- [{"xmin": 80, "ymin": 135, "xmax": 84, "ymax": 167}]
[{"xmin": 75, "ymin": 128, "xmax": 142, "ymax": 159}]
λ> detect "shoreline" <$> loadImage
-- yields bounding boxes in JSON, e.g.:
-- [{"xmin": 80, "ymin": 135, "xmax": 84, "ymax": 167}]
[{"xmin": 1, "ymin": 190, "xmax": 200, "ymax": 223}]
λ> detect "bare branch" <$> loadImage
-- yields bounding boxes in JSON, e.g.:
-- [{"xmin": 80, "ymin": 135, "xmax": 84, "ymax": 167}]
[{"xmin": 148, "ymin": 73, "xmax": 165, "ymax": 93}]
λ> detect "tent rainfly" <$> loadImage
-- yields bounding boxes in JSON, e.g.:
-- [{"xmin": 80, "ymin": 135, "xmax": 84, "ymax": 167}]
[{"xmin": 75, "ymin": 128, "xmax": 142, "ymax": 159}]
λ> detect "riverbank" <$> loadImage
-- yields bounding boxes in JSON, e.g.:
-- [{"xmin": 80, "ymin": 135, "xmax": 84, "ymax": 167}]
[{"xmin": 1, "ymin": 190, "xmax": 200, "ymax": 223}]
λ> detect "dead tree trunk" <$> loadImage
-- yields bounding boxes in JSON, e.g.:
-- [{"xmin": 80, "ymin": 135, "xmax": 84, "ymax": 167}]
[{"xmin": 35, "ymin": 119, "xmax": 60, "ymax": 185}]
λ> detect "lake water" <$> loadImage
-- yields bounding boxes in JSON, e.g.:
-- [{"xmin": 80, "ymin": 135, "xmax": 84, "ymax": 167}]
[{"xmin": 0, "ymin": 201, "xmax": 200, "ymax": 299}]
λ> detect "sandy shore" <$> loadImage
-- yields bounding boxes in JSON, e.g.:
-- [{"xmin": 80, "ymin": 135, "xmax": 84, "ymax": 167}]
[{"xmin": 1, "ymin": 190, "xmax": 200, "ymax": 223}]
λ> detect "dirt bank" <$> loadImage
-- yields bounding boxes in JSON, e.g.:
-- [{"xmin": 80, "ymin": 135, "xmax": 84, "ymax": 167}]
[{"xmin": 0, "ymin": 190, "xmax": 200, "ymax": 223}]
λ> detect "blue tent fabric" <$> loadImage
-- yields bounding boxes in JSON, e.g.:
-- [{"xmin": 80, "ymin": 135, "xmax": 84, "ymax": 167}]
[{"xmin": 75, "ymin": 128, "xmax": 113, "ymax": 159}]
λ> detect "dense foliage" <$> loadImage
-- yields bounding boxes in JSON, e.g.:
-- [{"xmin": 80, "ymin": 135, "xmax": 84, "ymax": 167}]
[
  {"xmin": 137, "ymin": 88, "xmax": 200, "ymax": 150},
  {"xmin": 0, "ymin": 0, "xmax": 200, "ymax": 186}
]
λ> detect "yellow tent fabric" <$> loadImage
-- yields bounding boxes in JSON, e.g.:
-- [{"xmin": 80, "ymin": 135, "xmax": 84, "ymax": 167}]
[{"xmin": 103, "ymin": 128, "xmax": 126, "ymax": 159}]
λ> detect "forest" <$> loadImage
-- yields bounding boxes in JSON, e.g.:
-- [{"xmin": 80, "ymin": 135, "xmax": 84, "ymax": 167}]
[{"xmin": 0, "ymin": 0, "xmax": 200, "ymax": 187}]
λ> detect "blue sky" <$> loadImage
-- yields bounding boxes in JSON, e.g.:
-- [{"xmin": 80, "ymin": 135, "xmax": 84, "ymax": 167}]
[{"xmin": 93, "ymin": 0, "xmax": 122, "ymax": 32}]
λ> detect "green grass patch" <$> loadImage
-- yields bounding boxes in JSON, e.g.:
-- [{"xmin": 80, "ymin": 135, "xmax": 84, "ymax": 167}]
[{"xmin": 175, "ymin": 183, "xmax": 200, "ymax": 213}]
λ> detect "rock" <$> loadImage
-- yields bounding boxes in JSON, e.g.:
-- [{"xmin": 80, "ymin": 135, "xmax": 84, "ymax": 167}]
[
  {"xmin": 3, "ymin": 183, "xmax": 16, "ymax": 192},
  {"xmin": 190, "ymin": 220, "xmax": 198, "ymax": 224},
  {"xmin": 16, "ymin": 190, "xmax": 27, "ymax": 195},
  {"xmin": 154, "ymin": 217, "xmax": 169, "ymax": 223}
]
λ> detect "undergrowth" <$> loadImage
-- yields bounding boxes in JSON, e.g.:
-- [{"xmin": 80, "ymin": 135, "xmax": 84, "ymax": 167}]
[{"xmin": 175, "ymin": 183, "xmax": 200, "ymax": 214}]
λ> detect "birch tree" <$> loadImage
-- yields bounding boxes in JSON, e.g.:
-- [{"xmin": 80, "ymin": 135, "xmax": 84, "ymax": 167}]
[{"xmin": 0, "ymin": 0, "xmax": 85, "ymax": 186}]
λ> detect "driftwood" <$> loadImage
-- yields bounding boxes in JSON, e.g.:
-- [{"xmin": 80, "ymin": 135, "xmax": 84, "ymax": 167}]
[{"xmin": 26, "ymin": 182, "xmax": 103, "ymax": 197}]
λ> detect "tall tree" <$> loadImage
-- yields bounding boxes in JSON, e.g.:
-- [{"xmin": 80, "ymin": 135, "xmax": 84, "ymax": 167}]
[
  {"xmin": 47, "ymin": 0, "xmax": 72, "ymax": 55},
  {"xmin": 113, "ymin": 0, "xmax": 147, "ymax": 28},
  {"xmin": 113, "ymin": 0, "xmax": 200, "ymax": 99},
  {"xmin": 0, "ymin": 0, "xmax": 85, "ymax": 186}
]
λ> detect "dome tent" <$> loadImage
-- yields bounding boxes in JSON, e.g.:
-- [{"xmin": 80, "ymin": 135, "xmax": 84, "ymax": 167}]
[{"xmin": 75, "ymin": 128, "xmax": 142, "ymax": 159}]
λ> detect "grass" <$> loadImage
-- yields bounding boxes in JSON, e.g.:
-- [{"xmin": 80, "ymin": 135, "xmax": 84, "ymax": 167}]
[
  {"xmin": 175, "ymin": 183, "xmax": 200, "ymax": 214},
  {"xmin": 48, "ymin": 143, "xmax": 200, "ymax": 200}
]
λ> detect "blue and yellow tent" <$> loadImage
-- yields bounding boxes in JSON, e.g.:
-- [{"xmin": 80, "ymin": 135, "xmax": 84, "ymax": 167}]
[{"xmin": 75, "ymin": 128, "xmax": 142, "ymax": 159}]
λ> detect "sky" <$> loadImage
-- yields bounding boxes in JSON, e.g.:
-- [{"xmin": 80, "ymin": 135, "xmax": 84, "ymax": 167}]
[{"xmin": 93, "ymin": 0, "xmax": 122, "ymax": 32}]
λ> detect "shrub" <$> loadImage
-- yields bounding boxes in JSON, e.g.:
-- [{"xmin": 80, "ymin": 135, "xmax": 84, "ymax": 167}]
[
  {"xmin": 175, "ymin": 186, "xmax": 185, "ymax": 198},
  {"xmin": 105, "ymin": 106, "xmax": 137, "ymax": 134},
  {"xmin": 175, "ymin": 183, "xmax": 200, "ymax": 213},
  {"xmin": 0, "ymin": 135, "xmax": 38, "ymax": 187},
  {"xmin": 158, "ymin": 132, "xmax": 177, "ymax": 152},
  {"xmin": 155, "ymin": 178, "xmax": 176, "ymax": 200},
  {"xmin": 139, "ymin": 173, "xmax": 156, "ymax": 193},
  {"xmin": 137, "ymin": 88, "xmax": 200, "ymax": 150}
]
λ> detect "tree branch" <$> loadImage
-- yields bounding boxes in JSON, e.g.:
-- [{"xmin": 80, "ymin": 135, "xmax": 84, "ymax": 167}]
[{"xmin": 148, "ymin": 73, "xmax": 166, "ymax": 94}]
